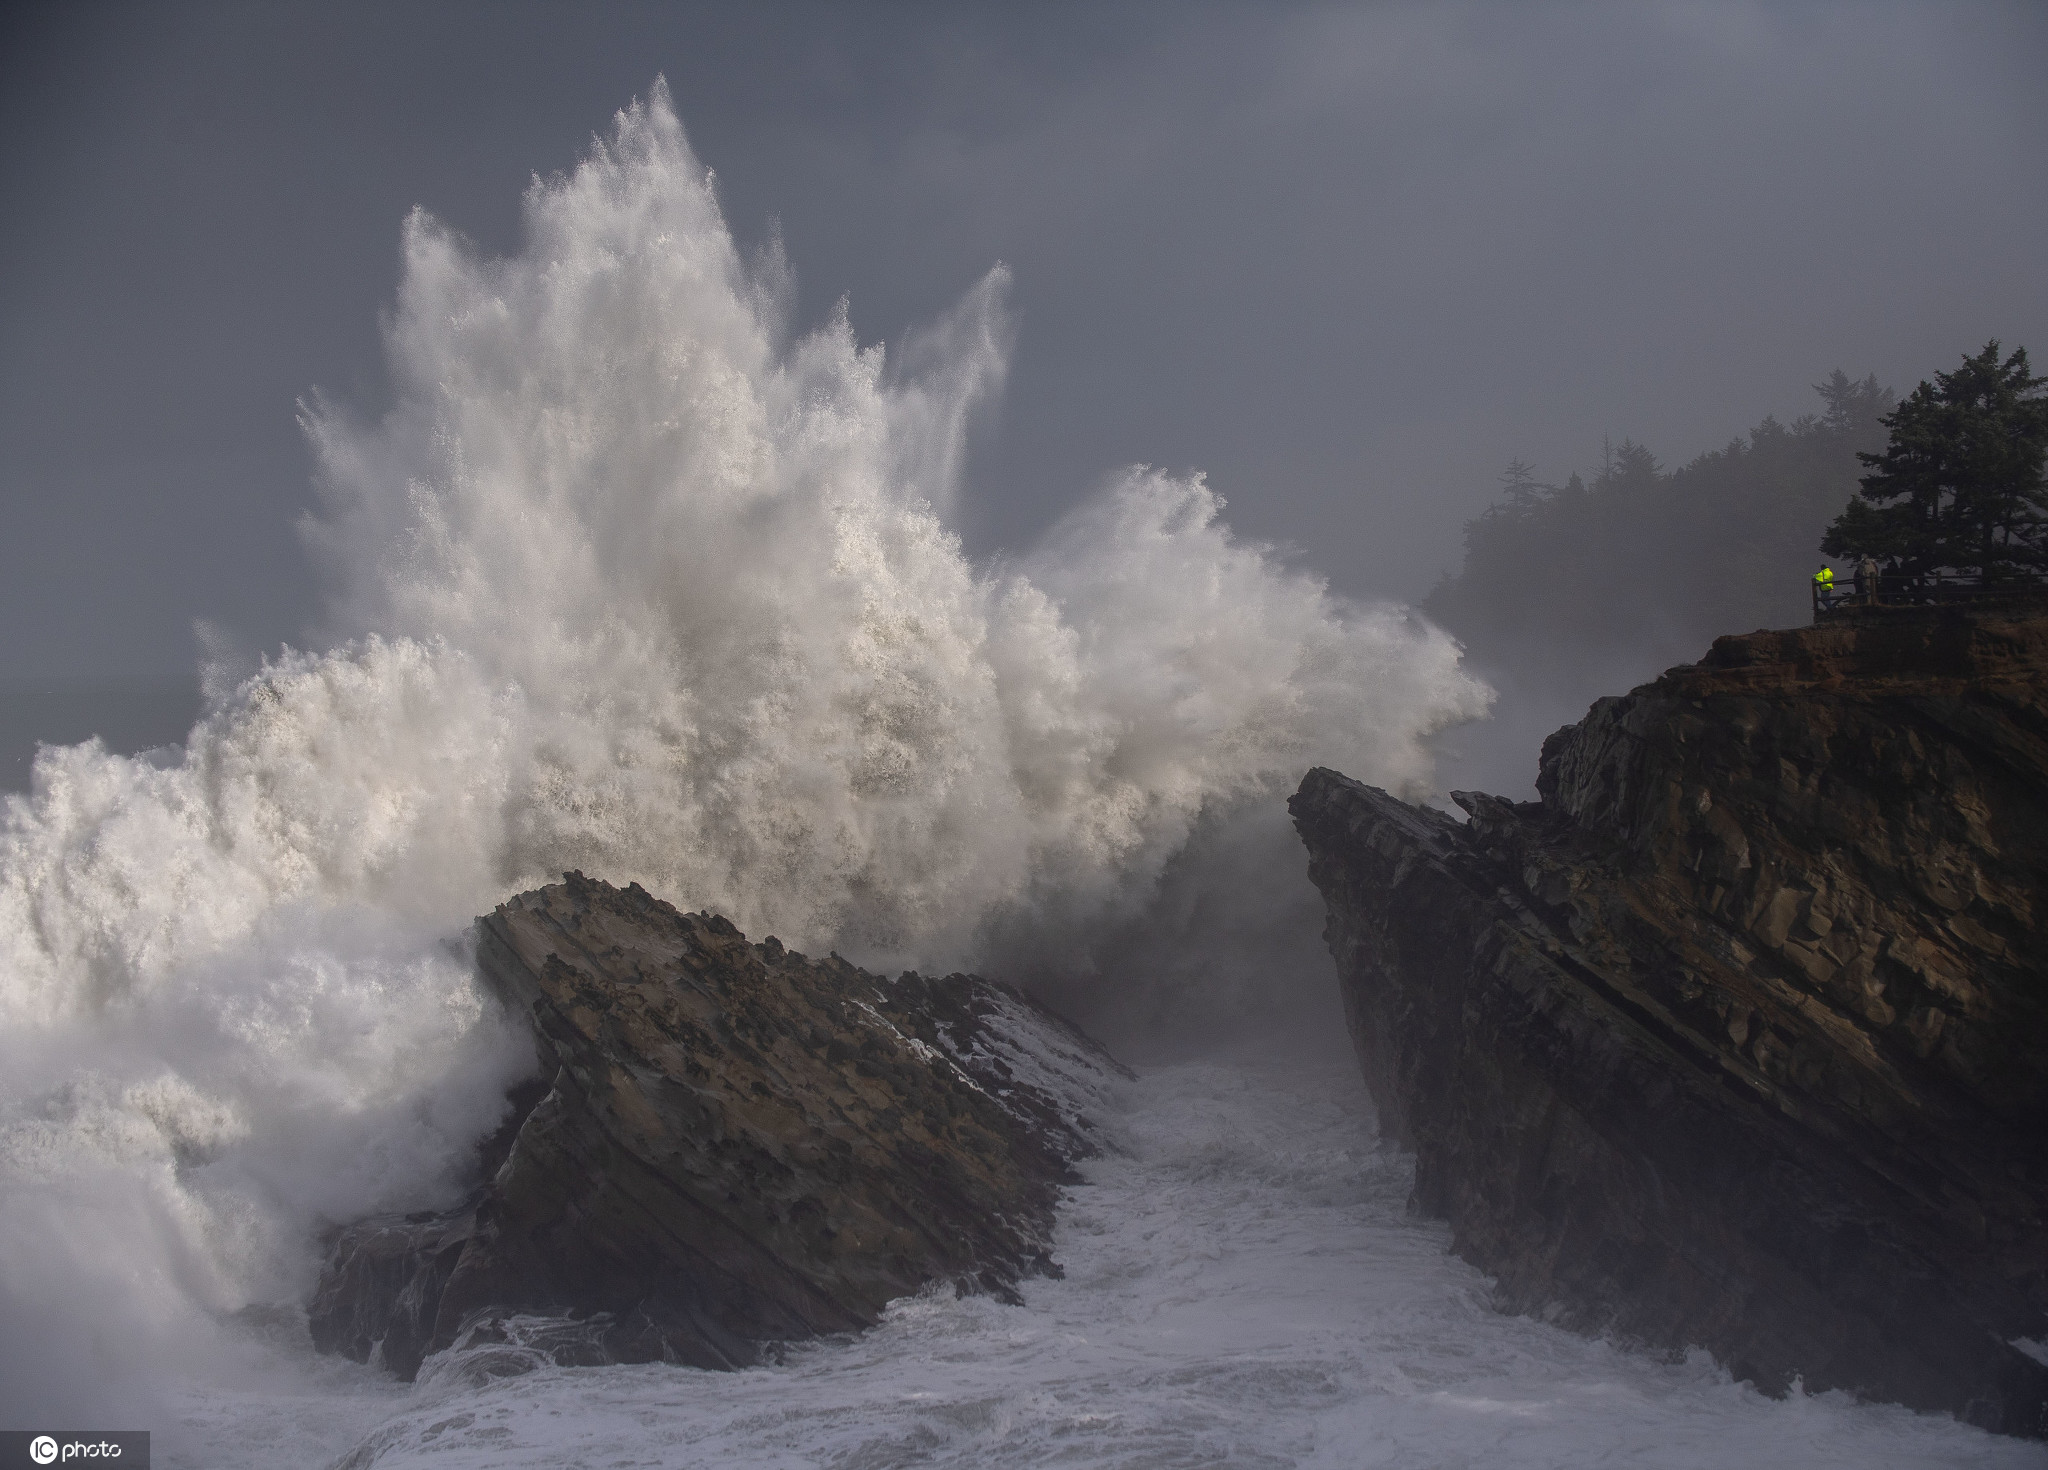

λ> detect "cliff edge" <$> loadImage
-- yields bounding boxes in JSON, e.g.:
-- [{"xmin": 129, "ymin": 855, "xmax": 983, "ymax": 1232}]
[{"xmin": 1290, "ymin": 607, "xmax": 2048, "ymax": 1435}]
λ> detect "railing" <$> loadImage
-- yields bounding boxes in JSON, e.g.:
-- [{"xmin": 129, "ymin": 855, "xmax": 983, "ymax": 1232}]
[{"xmin": 1813, "ymin": 571, "xmax": 2048, "ymax": 620}]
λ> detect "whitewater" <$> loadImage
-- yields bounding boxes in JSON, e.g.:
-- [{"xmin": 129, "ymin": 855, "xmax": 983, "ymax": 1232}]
[{"xmin": 0, "ymin": 83, "xmax": 2039, "ymax": 1466}]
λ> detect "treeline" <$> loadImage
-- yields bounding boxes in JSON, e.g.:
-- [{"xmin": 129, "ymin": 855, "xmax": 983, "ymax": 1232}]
[{"xmin": 1424, "ymin": 371, "xmax": 1894, "ymax": 675}]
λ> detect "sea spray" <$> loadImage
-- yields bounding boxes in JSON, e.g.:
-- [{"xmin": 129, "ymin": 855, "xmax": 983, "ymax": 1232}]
[{"xmin": 0, "ymin": 80, "xmax": 1488, "ymax": 1419}]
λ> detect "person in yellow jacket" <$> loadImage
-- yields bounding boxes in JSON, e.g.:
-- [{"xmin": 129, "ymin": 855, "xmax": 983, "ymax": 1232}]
[{"xmin": 1813, "ymin": 565, "xmax": 1835, "ymax": 611}]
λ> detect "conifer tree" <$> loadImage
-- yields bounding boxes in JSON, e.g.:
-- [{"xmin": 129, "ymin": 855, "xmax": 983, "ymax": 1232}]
[{"xmin": 1821, "ymin": 342, "xmax": 2048, "ymax": 580}]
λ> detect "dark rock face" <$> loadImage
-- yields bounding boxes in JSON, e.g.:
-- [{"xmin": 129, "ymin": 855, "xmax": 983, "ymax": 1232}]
[
  {"xmin": 310, "ymin": 873, "xmax": 1124, "ymax": 1380},
  {"xmin": 1291, "ymin": 608, "xmax": 2048, "ymax": 1436}
]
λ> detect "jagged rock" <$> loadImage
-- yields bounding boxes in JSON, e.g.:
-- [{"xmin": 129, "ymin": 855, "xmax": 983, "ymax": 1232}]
[
  {"xmin": 310, "ymin": 873, "xmax": 1124, "ymax": 1381},
  {"xmin": 1291, "ymin": 607, "xmax": 2048, "ymax": 1436}
]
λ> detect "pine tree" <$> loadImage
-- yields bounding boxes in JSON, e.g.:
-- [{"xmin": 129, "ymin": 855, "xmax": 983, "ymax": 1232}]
[
  {"xmin": 1494, "ymin": 458, "xmax": 1553, "ymax": 517},
  {"xmin": 1814, "ymin": 369, "xmax": 1890, "ymax": 436},
  {"xmin": 1821, "ymin": 342, "xmax": 2048, "ymax": 580}
]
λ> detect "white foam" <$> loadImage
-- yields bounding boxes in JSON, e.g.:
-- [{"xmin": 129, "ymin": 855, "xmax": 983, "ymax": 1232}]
[
  {"xmin": 0, "ymin": 80, "xmax": 1487, "ymax": 1418},
  {"xmin": 171, "ymin": 1061, "xmax": 2047, "ymax": 1469}
]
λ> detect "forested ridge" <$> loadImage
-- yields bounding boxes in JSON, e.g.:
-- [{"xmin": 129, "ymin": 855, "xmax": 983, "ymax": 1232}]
[{"xmin": 1425, "ymin": 371, "xmax": 1894, "ymax": 677}]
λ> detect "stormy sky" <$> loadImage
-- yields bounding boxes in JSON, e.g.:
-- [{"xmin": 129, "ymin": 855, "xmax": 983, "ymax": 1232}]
[{"xmin": 2, "ymin": 0, "xmax": 2044, "ymax": 776}]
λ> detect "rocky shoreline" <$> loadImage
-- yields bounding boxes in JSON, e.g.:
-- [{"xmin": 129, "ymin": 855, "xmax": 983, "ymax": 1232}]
[
  {"xmin": 1292, "ymin": 607, "xmax": 2048, "ymax": 1436},
  {"xmin": 310, "ymin": 873, "xmax": 1126, "ymax": 1380}
]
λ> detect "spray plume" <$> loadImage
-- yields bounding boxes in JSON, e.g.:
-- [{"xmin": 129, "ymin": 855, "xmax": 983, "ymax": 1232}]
[{"xmin": 0, "ymin": 82, "xmax": 1488, "ymax": 1415}]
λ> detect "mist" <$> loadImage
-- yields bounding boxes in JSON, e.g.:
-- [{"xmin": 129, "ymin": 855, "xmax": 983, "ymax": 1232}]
[
  {"xmin": 2, "ymin": 6, "xmax": 2045, "ymax": 1464},
  {"xmin": 0, "ymin": 88, "xmax": 1489, "ymax": 1430},
  {"xmin": 4, "ymin": 3, "xmax": 2044, "ymax": 757}
]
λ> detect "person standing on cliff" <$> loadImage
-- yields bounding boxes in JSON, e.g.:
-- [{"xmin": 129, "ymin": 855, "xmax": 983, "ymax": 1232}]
[
  {"xmin": 1856, "ymin": 555, "xmax": 1880, "ymax": 604},
  {"xmin": 1814, "ymin": 565, "xmax": 1836, "ymax": 611}
]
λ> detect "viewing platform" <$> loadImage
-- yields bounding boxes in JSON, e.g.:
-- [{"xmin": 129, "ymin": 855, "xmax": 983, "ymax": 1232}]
[{"xmin": 1812, "ymin": 572, "xmax": 2048, "ymax": 624}]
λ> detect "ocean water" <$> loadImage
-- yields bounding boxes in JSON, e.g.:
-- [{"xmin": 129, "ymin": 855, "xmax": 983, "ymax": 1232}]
[
  {"xmin": 1, "ymin": 80, "xmax": 2039, "ymax": 1466},
  {"xmin": 0, "ymin": 81, "xmax": 1486, "ymax": 1431},
  {"xmin": 160, "ymin": 1057, "xmax": 2042, "ymax": 1469}
]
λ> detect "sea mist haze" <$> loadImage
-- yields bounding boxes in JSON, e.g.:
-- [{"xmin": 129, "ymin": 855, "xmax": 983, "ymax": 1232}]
[
  {"xmin": 0, "ymin": 83, "xmax": 1481, "ymax": 1438},
  {"xmin": 1, "ymin": 73, "xmax": 2041, "ymax": 1469}
]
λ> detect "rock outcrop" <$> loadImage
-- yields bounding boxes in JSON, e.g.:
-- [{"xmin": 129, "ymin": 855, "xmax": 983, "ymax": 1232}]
[
  {"xmin": 1291, "ymin": 607, "xmax": 2048, "ymax": 1435},
  {"xmin": 310, "ymin": 873, "xmax": 1124, "ymax": 1380}
]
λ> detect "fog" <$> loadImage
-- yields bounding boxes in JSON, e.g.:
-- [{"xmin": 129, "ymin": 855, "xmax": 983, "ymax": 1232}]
[
  {"xmin": 4, "ymin": 1, "xmax": 2045, "ymax": 800},
  {"xmin": 2, "ymin": 10, "xmax": 2046, "ymax": 1462}
]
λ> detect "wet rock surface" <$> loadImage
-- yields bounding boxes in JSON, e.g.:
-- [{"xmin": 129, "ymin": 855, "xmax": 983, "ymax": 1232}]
[
  {"xmin": 1291, "ymin": 607, "xmax": 2048, "ymax": 1436},
  {"xmin": 310, "ymin": 873, "xmax": 1124, "ymax": 1381}
]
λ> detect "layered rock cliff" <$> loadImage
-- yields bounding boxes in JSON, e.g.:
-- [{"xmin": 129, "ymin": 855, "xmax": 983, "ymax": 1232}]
[
  {"xmin": 1291, "ymin": 607, "xmax": 2048, "ymax": 1435},
  {"xmin": 310, "ymin": 873, "xmax": 1124, "ymax": 1380}
]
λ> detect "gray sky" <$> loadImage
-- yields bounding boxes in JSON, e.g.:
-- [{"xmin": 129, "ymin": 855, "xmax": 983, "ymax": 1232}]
[{"xmin": 3, "ymin": 0, "xmax": 2044, "ymax": 694}]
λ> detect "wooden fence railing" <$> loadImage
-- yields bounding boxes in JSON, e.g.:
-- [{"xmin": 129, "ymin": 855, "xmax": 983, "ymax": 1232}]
[{"xmin": 1813, "ymin": 572, "xmax": 2048, "ymax": 620}]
